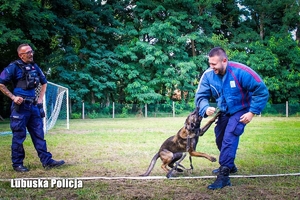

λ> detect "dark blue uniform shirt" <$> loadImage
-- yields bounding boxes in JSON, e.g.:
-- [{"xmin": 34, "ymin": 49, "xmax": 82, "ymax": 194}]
[{"xmin": 0, "ymin": 60, "xmax": 47, "ymax": 97}]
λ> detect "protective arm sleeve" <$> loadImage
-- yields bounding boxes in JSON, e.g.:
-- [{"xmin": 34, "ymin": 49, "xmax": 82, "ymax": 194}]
[
  {"xmin": 195, "ymin": 74, "xmax": 211, "ymax": 117},
  {"xmin": 241, "ymin": 72, "xmax": 269, "ymax": 114}
]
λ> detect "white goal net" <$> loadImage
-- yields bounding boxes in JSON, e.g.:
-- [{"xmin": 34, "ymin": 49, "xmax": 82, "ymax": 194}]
[{"xmin": 40, "ymin": 81, "xmax": 69, "ymax": 133}]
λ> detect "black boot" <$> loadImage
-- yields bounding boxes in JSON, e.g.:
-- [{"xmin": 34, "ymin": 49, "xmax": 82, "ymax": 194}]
[
  {"xmin": 212, "ymin": 165, "xmax": 238, "ymax": 175},
  {"xmin": 207, "ymin": 166, "xmax": 231, "ymax": 190}
]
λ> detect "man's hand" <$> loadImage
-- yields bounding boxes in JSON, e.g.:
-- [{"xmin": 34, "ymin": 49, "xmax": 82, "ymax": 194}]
[
  {"xmin": 239, "ymin": 112, "xmax": 255, "ymax": 124},
  {"xmin": 206, "ymin": 107, "xmax": 216, "ymax": 116},
  {"xmin": 37, "ymin": 103, "xmax": 45, "ymax": 118},
  {"xmin": 13, "ymin": 96, "xmax": 24, "ymax": 105}
]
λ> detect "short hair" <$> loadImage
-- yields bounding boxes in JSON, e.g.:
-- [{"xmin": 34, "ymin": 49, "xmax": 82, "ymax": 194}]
[
  {"xmin": 208, "ymin": 47, "xmax": 228, "ymax": 59},
  {"xmin": 17, "ymin": 43, "xmax": 30, "ymax": 53}
]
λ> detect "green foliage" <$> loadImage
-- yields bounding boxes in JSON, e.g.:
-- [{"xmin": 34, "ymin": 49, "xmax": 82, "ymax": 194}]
[
  {"xmin": 0, "ymin": 0, "xmax": 299, "ymax": 116},
  {"xmin": 87, "ymin": 110, "xmax": 99, "ymax": 119},
  {"xmin": 120, "ymin": 107, "xmax": 129, "ymax": 118},
  {"xmin": 71, "ymin": 113, "xmax": 81, "ymax": 119}
]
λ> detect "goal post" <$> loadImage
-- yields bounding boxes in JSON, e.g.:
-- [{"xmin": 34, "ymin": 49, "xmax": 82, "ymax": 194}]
[{"xmin": 38, "ymin": 81, "xmax": 69, "ymax": 133}]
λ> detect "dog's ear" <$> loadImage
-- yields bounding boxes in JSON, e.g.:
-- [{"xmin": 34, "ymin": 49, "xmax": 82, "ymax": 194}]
[
  {"xmin": 196, "ymin": 109, "xmax": 203, "ymax": 124},
  {"xmin": 191, "ymin": 107, "xmax": 199, "ymax": 115},
  {"xmin": 195, "ymin": 107, "xmax": 200, "ymax": 116}
]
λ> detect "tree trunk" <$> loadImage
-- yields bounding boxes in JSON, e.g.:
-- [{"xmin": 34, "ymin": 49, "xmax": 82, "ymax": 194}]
[
  {"xmin": 259, "ymin": 13, "xmax": 265, "ymax": 40},
  {"xmin": 91, "ymin": 92, "xmax": 95, "ymax": 104}
]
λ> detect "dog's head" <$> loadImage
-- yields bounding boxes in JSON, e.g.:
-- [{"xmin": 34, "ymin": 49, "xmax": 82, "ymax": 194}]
[{"xmin": 184, "ymin": 107, "xmax": 203, "ymax": 137}]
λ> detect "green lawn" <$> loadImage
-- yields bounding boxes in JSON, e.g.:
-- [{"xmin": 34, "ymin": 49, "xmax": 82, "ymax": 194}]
[{"xmin": 0, "ymin": 116, "xmax": 299, "ymax": 199}]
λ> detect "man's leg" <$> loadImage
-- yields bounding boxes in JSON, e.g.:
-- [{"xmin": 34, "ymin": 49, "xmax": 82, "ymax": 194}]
[
  {"xmin": 214, "ymin": 113, "xmax": 229, "ymax": 151},
  {"xmin": 10, "ymin": 105, "xmax": 29, "ymax": 172},
  {"xmin": 208, "ymin": 109, "xmax": 247, "ymax": 189},
  {"xmin": 212, "ymin": 113, "xmax": 238, "ymax": 175},
  {"xmin": 27, "ymin": 105, "xmax": 64, "ymax": 169},
  {"xmin": 219, "ymin": 110, "xmax": 246, "ymax": 169}
]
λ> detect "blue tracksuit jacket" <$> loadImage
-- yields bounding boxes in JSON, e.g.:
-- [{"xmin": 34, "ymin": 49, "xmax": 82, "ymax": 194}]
[{"xmin": 195, "ymin": 61, "xmax": 269, "ymax": 117}]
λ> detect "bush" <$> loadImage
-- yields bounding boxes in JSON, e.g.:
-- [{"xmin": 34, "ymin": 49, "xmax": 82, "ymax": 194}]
[
  {"xmin": 71, "ymin": 113, "xmax": 81, "ymax": 119},
  {"xmin": 88, "ymin": 110, "xmax": 98, "ymax": 119}
]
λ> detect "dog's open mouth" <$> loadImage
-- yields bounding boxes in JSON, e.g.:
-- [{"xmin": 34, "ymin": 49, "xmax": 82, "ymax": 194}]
[{"xmin": 185, "ymin": 117, "xmax": 201, "ymax": 134}]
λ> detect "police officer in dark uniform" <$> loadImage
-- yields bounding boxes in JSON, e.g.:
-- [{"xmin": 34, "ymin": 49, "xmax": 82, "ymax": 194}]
[{"xmin": 0, "ymin": 44, "xmax": 65, "ymax": 172}]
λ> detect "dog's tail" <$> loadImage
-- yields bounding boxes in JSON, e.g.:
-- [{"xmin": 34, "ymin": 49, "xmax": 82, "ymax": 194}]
[{"xmin": 139, "ymin": 153, "xmax": 160, "ymax": 176}]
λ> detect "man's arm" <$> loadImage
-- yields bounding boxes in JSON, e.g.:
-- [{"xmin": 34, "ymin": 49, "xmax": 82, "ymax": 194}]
[
  {"xmin": 240, "ymin": 67, "xmax": 269, "ymax": 115},
  {"xmin": 239, "ymin": 69, "xmax": 269, "ymax": 124},
  {"xmin": 37, "ymin": 83, "xmax": 47, "ymax": 104},
  {"xmin": 0, "ymin": 83, "xmax": 15, "ymax": 100},
  {"xmin": 195, "ymin": 71, "xmax": 212, "ymax": 117},
  {"xmin": 0, "ymin": 83, "xmax": 23, "ymax": 105}
]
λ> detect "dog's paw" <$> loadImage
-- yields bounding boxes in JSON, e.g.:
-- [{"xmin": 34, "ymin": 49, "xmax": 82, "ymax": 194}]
[
  {"xmin": 210, "ymin": 157, "xmax": 217, "ymax": 162},
  {"xmin": 166, "ymin": 171, "xmax": 173, "ymax": 178},
  {"xmin": 175, "ymin": 168, "xmax": 184, "ymax": 173}
]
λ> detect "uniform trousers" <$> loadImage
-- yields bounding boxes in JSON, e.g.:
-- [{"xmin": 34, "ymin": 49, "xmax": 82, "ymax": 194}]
[
  {"xmin": 214, "ymin": 109, "xmax": 248, "ymax": 169},
  {"xmin": 10, "ymin": 100, "xmax": 52, "ymax": 167}
]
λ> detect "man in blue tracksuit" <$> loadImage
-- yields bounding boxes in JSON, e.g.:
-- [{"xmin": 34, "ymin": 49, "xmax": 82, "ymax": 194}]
[
  {"xmin": 0, "ymin": 43, "xmax": 65, "ymax": 172},
  {"xmin": 195, "ymin": 47, "xmax": 269, "ymax": 189}
]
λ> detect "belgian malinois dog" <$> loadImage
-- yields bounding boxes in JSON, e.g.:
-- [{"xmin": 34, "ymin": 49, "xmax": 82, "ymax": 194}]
[{"xmin": 140, "ymin": 107, "xmax": 220, "ymax": 178}]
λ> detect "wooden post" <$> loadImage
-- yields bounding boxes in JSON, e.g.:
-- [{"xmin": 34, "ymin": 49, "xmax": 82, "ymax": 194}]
[
  {"xmin": 82, "ymin": 101, "xmax": 85, "ymax": 119},
  {"xmin": 172, "ymin": 101, "xmax": 175, "ymax": 117},
  {"xmin": 286, "ymin": 101, "xmax": 288, "ymax": 117},
  {"xmin": 112, "ymin": 102, "xmax": 115, "ymax": 118},
  {"xmin": 145, "ymin": 104, "xmax": 147, "ymax": 118}
]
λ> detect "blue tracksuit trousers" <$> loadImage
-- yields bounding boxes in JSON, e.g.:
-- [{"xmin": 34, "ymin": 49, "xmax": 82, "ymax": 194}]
[{"xmin": 214, "ymin": 109, "xmax": 247, "ymax": 169}]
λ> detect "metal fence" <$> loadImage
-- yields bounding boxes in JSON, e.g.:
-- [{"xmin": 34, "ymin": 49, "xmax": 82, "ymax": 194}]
[{"xmin": 75, "ymin": 101, "xmax": 300, "ymax": 119}]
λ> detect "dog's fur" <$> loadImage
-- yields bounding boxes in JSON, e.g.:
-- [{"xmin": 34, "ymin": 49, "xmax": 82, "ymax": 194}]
[{"xmin": 140, "ymin": 108, "xmax": 220, "ymax": 177}]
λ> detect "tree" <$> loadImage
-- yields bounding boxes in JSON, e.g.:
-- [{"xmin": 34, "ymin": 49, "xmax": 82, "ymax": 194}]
[
  {"xmin": 236, "ymin": 0, "xmax": 300, "ymax": 103},
  {"xmin": 0, "ymin": 0, "xmax": 56, "ymax": 117},
  {"xmin": 0, "ymin": 0, "xmax": 299, "ymax": 117},
  {"xmin": 44, "ymin": 0, "xmax": 125, "ymax": 112},
  {"xmin": 115, "ymin": 0, "xmax": 223, "ymax": 109}
]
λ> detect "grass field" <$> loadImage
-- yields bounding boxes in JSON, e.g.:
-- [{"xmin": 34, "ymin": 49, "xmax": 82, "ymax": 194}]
[{"xmin": 0, "ymin": 116, "xmax": 299, "ymax": 199}]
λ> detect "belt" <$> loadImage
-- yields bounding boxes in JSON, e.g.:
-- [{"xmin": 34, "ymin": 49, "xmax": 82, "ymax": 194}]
[
  {"xmin": 24, "ymin": 98, "xmax": 36, "ymax": 104},
  {"xmin": 19, "ymin": 96, "xmax": 36, "ymax": 104}
]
